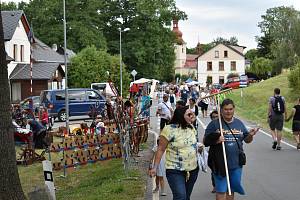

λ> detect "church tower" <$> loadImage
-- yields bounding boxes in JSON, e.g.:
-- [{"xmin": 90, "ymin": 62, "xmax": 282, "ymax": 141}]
[{"xmin": 173, "ymin": 19, "xmax": 186, "ymax": 76}]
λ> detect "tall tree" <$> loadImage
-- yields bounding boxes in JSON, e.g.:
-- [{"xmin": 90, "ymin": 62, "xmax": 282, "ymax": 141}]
[
  {"xmin": 245, "ymin": 48, "xmax": 258, "ymax": 61},
  {"xmin": 69, "ymin": 46, "xmax": 131, "ymax": 96},
  {"xmin": 257, "ymin": 6, "xmax": 300, "ymax": 72},
  {"xmin": 0, "ymin": 5, "xmax": 26, "ymax": 200},
  {"xmin": 21, "ymin": 0, "xmax": 186, "ymax": 82}
]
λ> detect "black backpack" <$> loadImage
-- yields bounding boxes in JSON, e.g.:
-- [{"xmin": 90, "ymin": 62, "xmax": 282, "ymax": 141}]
[
  {"xmin": 272, "ymin": 96, "xmax": 285, "ymax": 114},
  {"xmin": 170, "ymin": 95, "xmax": 175, "ymax": 103}
]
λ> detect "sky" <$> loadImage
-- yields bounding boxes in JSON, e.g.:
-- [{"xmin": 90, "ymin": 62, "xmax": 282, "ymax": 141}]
[
  {"xmin": 176, "ymin": 0, "xmax": 300, "ymax": 50},
  {"xmin": 2, "ymin": 0, "xmax": 300, "ymax": 51}
]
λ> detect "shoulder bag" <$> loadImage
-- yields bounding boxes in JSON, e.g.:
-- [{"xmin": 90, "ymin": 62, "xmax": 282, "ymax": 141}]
[{"xmin": 223, "ymin": 119, "xmax": 246, "ymax": 166}]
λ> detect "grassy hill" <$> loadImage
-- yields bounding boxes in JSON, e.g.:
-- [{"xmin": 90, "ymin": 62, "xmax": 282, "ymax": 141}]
[{"xmin": 227, "ymin": 72, "xmax": 298, "ymax": 140}]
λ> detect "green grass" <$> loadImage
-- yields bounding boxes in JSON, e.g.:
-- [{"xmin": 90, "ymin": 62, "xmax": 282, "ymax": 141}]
[
  {"xmin": 226, "ymin": 72, "xmax": 297, "ymax": 141},
  {"xmin": 17, "ymin": 150, "xmax": 145, "ymax": 200}
]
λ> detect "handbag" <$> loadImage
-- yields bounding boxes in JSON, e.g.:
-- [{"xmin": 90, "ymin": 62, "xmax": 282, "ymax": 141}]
[{"xmin": 223, "ymin": 120, "xmax": 246, "ymax": 166}]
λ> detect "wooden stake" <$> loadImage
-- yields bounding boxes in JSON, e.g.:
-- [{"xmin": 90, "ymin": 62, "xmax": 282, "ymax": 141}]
[{"xmin": 217, "ymin": 95, "xmax": 232, "ymax": 195}]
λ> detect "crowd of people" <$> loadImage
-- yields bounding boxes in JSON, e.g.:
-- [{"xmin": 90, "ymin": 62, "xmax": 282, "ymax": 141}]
[{"xmin": 148, "ymin": 84, "xmax": 299, "ymax": 200}]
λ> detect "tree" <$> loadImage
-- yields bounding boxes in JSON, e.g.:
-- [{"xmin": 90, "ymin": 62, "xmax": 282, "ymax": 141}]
[
  {"xmin": 227, "ymin": 73, "xmax": 239, "ymax": 79},
  {"xmin": 69, "ymin": 46, "xmax": 131, "ymax": 97},
  {"xmin": 212, "ymin": 36, "xmax": 239, "ymax": 46},
  {"xmin": 257, "ymin": 6, "xmax": 300, "ymax": 72},
  {"xmin": 22, "ymin": 0, "xmax": 186, "ymax": 82},
  {"xmin": 288, "ymin": 62, "xmax": 300, "ymax": 93},
  {"xmin": 245, "ymin": 49, "xmax": 259, "ymax": 61},
  {"xmin": 0, "ymin": 5, "xmax": 26, "ymax": 200},
  {"xmin": 23, "ymin": 0, "xmax": 107, "ymax": 53},
  {"xmin": 247, "ymin": 57, "xmax": 273, "ymax": 79},
  {"xmin": 0, "ymin": 2, "xmax": 18, "ymax": 10}
]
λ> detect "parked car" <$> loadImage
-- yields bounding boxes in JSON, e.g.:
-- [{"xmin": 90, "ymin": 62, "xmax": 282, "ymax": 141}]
[
  {"xmin": 20, "ymin": 96, "xmax": 40, "ymax": 116},
  {"xmin": 40, "ymin": 88, "xmax": 106, "ymax": 122},
  {"xmin": 210, "ymin": 83, "xmax": 222, "ymax": 94},
  {"xmin": 222, "ymin": 77, "xmax": 240, "ymax": 89}
]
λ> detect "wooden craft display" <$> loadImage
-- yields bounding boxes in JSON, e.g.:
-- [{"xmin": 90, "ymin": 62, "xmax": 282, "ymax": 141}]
[{"xmin": 50, "ymin": 133, "xmax": 122, "ymax": 170}]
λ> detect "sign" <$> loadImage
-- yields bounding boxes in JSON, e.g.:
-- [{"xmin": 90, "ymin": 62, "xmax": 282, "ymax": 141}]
[
  {"xmin": 131, "ymin": 70, "xmax": 137, "ymax": 77},
  {"xmin": 42, "ymin": 160, "xmax": 56, "ymax": 200}
]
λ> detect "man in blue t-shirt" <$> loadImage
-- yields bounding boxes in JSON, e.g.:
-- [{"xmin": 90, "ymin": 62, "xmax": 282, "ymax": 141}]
[{"xmin": 204, "ymin": 99, "xmax": 259, "ymax": 200}]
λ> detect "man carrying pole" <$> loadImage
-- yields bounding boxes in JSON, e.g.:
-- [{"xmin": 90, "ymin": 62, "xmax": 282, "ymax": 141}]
[{"xmin": 204, "ymin": 98, "xmax": 259, "ymax": 200}]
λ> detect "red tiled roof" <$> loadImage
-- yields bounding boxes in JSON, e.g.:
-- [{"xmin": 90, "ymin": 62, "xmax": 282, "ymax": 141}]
[{"xmin": 184, "ymin": 54, "xmax": 198, "ymax": 68}]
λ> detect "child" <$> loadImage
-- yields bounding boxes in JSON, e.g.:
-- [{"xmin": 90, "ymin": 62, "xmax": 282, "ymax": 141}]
[{"xmin": 150, "ymin": 137, "xmax": 167, "ymax": 196}]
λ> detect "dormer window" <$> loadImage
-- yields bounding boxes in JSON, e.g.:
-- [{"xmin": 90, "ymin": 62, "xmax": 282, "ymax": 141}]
[{"xmin": 215, "ymin": 50, "xmax": 219, "ymax": 58}]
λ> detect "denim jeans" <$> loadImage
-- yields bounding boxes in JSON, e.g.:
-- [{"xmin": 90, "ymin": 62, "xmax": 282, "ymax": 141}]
[{"xmin": 166, "ymin": 167, "xmax": 199, "ymax": 200}]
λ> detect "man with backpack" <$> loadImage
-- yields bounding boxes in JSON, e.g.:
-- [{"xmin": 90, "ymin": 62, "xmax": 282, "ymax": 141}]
[{"xmin": 268, "ymin": 88, "xmax": 287, "ymax": 150}]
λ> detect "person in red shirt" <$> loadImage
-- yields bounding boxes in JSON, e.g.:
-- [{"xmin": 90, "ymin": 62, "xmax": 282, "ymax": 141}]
[{"xmin": 41, "ymin": 107, "xmax": 49, "ymax": 128}]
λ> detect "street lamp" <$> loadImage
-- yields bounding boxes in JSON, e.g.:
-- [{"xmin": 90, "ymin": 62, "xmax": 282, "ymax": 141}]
[{"xmin": 119, "ymin": 27, "xmax": 130, "ymax": 97}]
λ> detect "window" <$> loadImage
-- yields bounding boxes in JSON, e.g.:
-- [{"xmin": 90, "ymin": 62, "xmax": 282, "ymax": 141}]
[
  {"xmin": 182, "ymin": 47, "xmax": 184, "ymax": 53},
  {"xmin": 20, "ymin": 45, "xmax": 24, "ymax": 62},
  {"xmin": 87, "ymin": 91, "xmax": 101, "ymax": 100},
  {"xmin": 13, "ymin": 44, "xmax": 17, "ymax": 61},
  {"xmin": 55, "ymin": 91, "xmax": 65, "ymax": 100},
  {"xmin": 224, "ymin": 51, "xmax": 228, "ymax": 58},
  {"xmin": 219, "ymin": 61, "xmax": 224, "ymax": 71},
  {"xmin": 207, "ymin": 62, "xmax": 212, "ymax": 71},
  {"xmin": 207, "ymin": 76, "xmax": 212, "ymax": 84},
  {"xmin": 215, "ymin": 50, "xmax": 219, "ymax": 58},
  {"xmin": 231, "ymin": 61, "xmax": 236, "ymax": 71},
  {"xmin": 68, "ymin": 90, "xmax": 86, "ymax": 101},
  {"xmin": 219, "ymin": 76, "xmax": 225, "ymax": 84}
]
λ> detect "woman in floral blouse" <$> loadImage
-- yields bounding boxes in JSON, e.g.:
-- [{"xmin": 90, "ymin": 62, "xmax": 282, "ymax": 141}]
[{"xmin": 149, "ymin": 106, "xmax": 199, "ymax": 200}]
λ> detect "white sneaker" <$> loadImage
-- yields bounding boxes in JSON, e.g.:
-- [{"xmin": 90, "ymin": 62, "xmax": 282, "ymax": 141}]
[{"xmin": 160, "ymin": 192, "xmax": 167, "ymax": 196}]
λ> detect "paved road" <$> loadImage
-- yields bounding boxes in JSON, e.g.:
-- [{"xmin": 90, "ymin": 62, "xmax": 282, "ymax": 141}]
[
  {"xmin": 48, "ymin": 101, "xmax": 300, "ymax": 200},
  {"xmin": 153, "ymin": 108, "xmax": 300, "ymax": 200}
]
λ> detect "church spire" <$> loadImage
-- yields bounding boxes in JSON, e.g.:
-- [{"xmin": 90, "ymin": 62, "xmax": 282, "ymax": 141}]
[{"xmin": 172, "ymin": 19, "xmax": 183, "ymax": 45}]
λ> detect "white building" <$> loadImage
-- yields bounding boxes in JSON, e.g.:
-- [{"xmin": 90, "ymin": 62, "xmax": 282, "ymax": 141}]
[
  {"xmin": 173, "ymin": 19, "xmax": 187, "ymax": 76},
  {"xmin": 197, "ymin": 43, "xmax": 246, "ymax": 85}
]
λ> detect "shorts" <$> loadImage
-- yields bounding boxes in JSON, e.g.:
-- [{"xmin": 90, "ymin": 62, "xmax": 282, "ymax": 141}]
[
  {"xmin": 160, "ymin": 118, "xmax": 169, "ymax": 130},
  {"xmin": 201, "ymin": 103, "xmax": 208, "ymax": 111},
  {"xmin": 213, "ymin": 168, "xmax": 245, "ymax": 195},
  {"xmin": 269, "ymin": 114, "xmax": 284, "ymax": 131},
  {"xmin": 292, "ymin": 120, "xmax": 300, "ymax": 132}
]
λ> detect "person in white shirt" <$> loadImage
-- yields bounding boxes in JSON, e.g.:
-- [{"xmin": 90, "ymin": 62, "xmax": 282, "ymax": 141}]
[{"xmin": 156, "ymin": 94, "xmax": 173, "ymax": 131}]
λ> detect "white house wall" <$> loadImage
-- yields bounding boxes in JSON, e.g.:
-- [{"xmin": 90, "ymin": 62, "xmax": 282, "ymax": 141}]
[
  {"xmin": 197, "ymin": 44, "xmax": 245, "ymax": 84},
  {"xmin": 6, "ymin": 19, "xmax": 30, "ymax": 77},
  {"xmin": 198, "ymin": 60, "xmax": 245, "ymax": 84}
]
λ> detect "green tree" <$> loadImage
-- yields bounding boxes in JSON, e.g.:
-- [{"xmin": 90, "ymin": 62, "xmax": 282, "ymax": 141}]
[
  {"xmin": 245, "ymin": 49, "xmax": 258, "ymax": 61},
  {"xmin": 212, "ymin": 36, "xmax": 239, "ymax": 46},
  {"xmin": 22, "ymin": 0, "xmax": 186, "ymax": 82},
  {"xmin": 288, "ymin": 62, "xmax": 300, "ymax": 93},
  {"xmin": 0, "ymin": 4, "xmax": 26, "ymax": 199},
  {"xmin": 248, "ymin": 57, "xmax": 273, "ymax": 78},
  {"xmin": 257, "ymin": 6, "xmax": 300, "ymax": 72},
  {"xmin": 69, "ymin": 46, "xmax": 131, "ymax": 97},
  {"xmin": 24, "ymin": 0, "xmax": 107, "ymax": 53},
  {"xmin": 0, "ymin": 2, "xmax": 17, "ymax": 10}
]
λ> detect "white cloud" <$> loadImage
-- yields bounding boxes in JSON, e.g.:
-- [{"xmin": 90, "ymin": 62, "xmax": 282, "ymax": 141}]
[{"xmin": 176, "ymin": 0, "xmax": 300, "ymax": 50}]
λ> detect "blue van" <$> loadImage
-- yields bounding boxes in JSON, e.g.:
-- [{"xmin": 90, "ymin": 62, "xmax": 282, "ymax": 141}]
[{"xmin": 40, "ymin": 88, "xmax": 106, "ymax": 121}]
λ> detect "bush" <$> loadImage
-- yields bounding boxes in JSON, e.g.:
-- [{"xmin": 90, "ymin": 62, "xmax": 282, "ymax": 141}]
[
  {"xmin": 288, "ymin": 62, "xmax": 300, "ymax": 92},
  {"xmin": 227, "ymin": 73, "xmax": 239, "ymax": 79}
]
